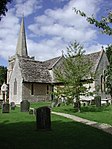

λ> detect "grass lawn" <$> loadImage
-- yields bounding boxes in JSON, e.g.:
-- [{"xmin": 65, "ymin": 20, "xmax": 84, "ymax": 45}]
[
  {"xmin": 52, "ymin": 103, "xmax": 112, "ymax": 125},
  {"xmin": 0, "ymin": 106, "xmax": 112, "ymax": 149},
  {"xmin": 31, "ymin": 101, "xmax": 112, "ymax": 125}
]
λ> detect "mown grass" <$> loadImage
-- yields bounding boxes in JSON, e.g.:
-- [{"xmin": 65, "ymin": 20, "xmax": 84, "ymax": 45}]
[
  {"xmin": 31, "ymin": 101, "xmax": 51, "ymax": 109},
  {"xmin": 31, "ymin": 101, "xmax": 112, "ymax": 125},
  {"xmin": 52, "ymin": 103, "xmax": 112, "ymax": 125},
  {"xmin": 1, "ymin": 106, "xmax": 112, "ymax": 149}
]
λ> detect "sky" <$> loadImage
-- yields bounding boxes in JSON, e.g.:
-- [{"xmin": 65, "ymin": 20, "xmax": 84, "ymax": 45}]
[{"xmin": 0, "ymin": 0, "xmax": 112, "ymax": 67}]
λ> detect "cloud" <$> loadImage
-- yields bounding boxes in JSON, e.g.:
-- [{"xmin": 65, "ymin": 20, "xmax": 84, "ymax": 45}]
[
  {"xmin": 85, "ymin": 43, "xmax": 107, "ymax": 54},
  {"xmin": 27, "ymin": 37, "xmax": 65, "ymax": 61},
  {"xmin": 0, "ymin": 9, "xmax": 19, "ymax": 60},
  {"xmin": 15, "ymin": 0, "xmax": 42, "ymax": 17},
  {"xmin": 28, "ymin": 0, "xmax": 101, "ymax": 43},
  {"xmin": 0, "ymin": 0, "xmax": 105, "ymax": 66}
]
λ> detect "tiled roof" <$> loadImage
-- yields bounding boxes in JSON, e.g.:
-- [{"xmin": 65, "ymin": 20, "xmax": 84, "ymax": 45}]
[
  {"xmin": 19, "ymin": 57, "xmax": 52, "ymax": 83},
  {"xmin": 85, "ymin": 51, "xmax": 101, "ymax": 72},
  {"xmin": 18, "ymin": 50, "xmax": 102, "ymax": 83},
  {"xmin": 43, "ymin": 56, "xmax": 61, "ymax": 69}
]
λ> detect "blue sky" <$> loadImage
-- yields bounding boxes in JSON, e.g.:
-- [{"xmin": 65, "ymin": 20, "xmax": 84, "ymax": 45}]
[{"xmin": 0, "ymin": 0, "xmax": 112, "ymax": 66}]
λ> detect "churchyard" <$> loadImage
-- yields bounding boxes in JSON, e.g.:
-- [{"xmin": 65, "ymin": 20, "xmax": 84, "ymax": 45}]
[{"xmin": 0, "ymin": 101, "xmax": 112, "ymax": 149}]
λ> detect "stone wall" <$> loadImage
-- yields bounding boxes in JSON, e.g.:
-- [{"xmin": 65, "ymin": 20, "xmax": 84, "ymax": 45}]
[
  {"xmin": 9, "ymin": 57, "xmax": 23, "ymax": 104},
  {"xmin": 22, "ymin": 83, "xmax": 52, "ymax": 102},
  {"xmin": 95, "ymin": 51, "xmax": 110, "ymax": 98}
]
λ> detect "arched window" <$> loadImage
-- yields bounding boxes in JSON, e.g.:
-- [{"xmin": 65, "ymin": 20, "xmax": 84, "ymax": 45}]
[
  {"xmin": 101, "ymin": 75, "xmax": 103, "ymax": 92},
  {"xmin": 14, "ymin": 78, "xmax": 17, "ymax": 95},
  {"xmin": 103, "ymin": 70, "xmax": 106, "ymax": 92}
]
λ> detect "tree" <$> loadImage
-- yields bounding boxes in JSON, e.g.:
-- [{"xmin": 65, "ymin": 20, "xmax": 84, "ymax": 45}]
[
  {"xmin": 54, "ymin": 41, "xmax": 93, "ymax": 112},
  {"xmin": 0, "ymin": 0, "xmax": 12, "ymax": 20},
  {"xmin": 74, "ymin": 8, "xmax": 112, "ymax": 100},
  {"xmin": 74, "ymin": 8, "xmax": 112, "ymax": 35},
  {"xmin": 105, "ymin": 45, "xmax": 112, "ymax": 99},
  {"xmin": 0, "ymin": 66, "xmax": 7, "ymax": 85}
]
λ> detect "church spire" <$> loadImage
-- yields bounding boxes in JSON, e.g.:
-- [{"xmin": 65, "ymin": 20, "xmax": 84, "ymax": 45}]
[{"xmin": 16, "ymin": 16, "xmax": 28, "ymax": 57}]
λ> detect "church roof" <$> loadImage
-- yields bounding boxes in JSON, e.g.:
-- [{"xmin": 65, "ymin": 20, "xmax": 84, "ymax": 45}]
[
  {"xmin": 43, "ymin": 56, "xmax": 62, "ymax": 69},
  {"xmin": 19, "ymin": 57, "xmax": 52, "ymax": 83},
  {"xmin": 18, "ymin": 50, "xmax": 103, "ymax": 83},
  {"xmin": 85, "ymin": 50, "xmax": 101, "ymax": 73}
]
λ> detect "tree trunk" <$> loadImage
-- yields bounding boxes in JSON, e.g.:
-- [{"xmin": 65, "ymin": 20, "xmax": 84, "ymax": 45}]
[{"xmin": 73, "ymin": 96, "xmax": 81, "ymax": 112}]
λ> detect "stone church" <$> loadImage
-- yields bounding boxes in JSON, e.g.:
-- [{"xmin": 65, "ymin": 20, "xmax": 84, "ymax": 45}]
[{"xmin": 7, "ymin": 18, "xmax": 109, "ymax": 104}]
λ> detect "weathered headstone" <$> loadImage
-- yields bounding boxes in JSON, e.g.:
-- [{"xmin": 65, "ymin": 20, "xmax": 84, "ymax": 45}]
[
  {"xmin": 20, "ymin": 100, "xmax": 30, "ymax": 112},
  {"xmin": 10, "ymin": 102, "xmax": 16, "ymax": 110},
  {"xmin": 35, "ymin": 106, "xmax": 51, "ymax": 130},
  {"xmin": 0, "ymin": 100, "xmax": 3, "ymax": 109},
  {"xmin": 94, "ymin": 96, "xmax": 101, "ymax": 107},
  {"xmin": 2, "ymin": 103, "xmax": 10, "ymax": 113}
]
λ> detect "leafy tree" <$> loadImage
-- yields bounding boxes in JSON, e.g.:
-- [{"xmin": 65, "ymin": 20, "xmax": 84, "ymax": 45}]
[
  {"xmin": 0, "ymin": 66, "xmax": 7, "ymax": 85},
  {"xmin": 106, "ymin": 45, "xmax": 112, "ymax": 99},
  {"xmin": 106, "ymin": 45, "xmax": 112, "ymax": 62},
  {"xmin": 74, "ymin": 8, "xmax": 112, "ymax": 35},
  {"xmin": 0, "ymin": 0, "xmax": 12, "ymax": 20},
  {"xmin": 74, "ymin": 8, "xmax": 112, "ymax": 100},
  {"xmin": 54, "ymin": 41, "xmax": 93, "ymax": 112}
]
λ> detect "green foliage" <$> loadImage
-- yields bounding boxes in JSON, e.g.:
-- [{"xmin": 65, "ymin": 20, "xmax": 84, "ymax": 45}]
[
  {"xmin": 106, "ymin": 44, "xmax": 112, "ymax": 63},
  {"xmin": 0, "ymin": 0, "xmax": 12, "ymax": 20},
  {"xmin": 74, "ymin": 8, "xmax": 112, "ymax": 35},
  {"xmin": 55, "ymin": 41, "xmax": 93, "ymax": 106},
  {"xmin": 0, "ymin": 65, "xmax": 7, "ymax": 85},
  {"xmin": 105, "ymin": 45, "xmax": 112, "ymax": 97},
  {"xmin": 53, "ymin": 103, "xmax": 112, "ymax": 125}
]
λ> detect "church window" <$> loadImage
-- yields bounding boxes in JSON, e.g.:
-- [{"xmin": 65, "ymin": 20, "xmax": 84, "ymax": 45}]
[
  {"xmin": 101, "ymin": 75, "xmax": 103, "ymax": 92},
  {"xmin": 103, "ymin": 70, "xmax": 106, "ymax": 92},
  {"xmin": 14, "ymin": 78, "xmax": 17, "ymax": 95},
  {"xmin": 31, "ymin": 84, "xmax": 34, "ymax": 95},
  {"xmin": 47, "ymin": 85, "xmax": 49, "ymax": 94}
]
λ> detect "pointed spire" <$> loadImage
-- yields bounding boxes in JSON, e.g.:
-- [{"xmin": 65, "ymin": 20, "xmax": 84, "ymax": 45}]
[
  {"xmin": 16, "ymin": 16, "xmax": 28, "ymax": 57},
  {"xmin": 61, "ymin": 50, "xmax": 64, "ymax": 56}
]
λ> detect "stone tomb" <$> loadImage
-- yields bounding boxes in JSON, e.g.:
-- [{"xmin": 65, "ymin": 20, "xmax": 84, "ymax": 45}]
[
  {"xmin": 20, "ymin": 100, "xmax": 30, "ymax": 112},
  {"xmin": 2, "ymin": 103, "xmax": 10, "ymax": 113},
  {"xmin": 35, "ymin": 106, "xmax": 51, "ymax": 130}
]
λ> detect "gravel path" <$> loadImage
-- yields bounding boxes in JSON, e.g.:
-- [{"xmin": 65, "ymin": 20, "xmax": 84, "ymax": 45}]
[{"xmin": 52, "ymin": 111, "xmax": 112, "ymax": 135}]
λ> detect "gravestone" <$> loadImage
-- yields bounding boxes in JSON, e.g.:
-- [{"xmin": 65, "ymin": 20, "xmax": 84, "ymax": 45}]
[
  {"xmin": 35, "ymin": 106, "xmax": 51, "ymax": 130},
  {"xmin": 10, "ymin": 102, "xmax": 16, "ymax": 110},
  {"xmin": 0, "ymin": 100, "xmax": 3, "ymax": 109},
  {"xmin": 94, "ymin": 96, "xmax": 101, "ymax": 107},
  {"xmin": 2, "ymin": 103, "xmax": 10, "ymax": 113},
  {"xmin": 20, "ymin": 100, "xmax": 30, "ymax": 112}
]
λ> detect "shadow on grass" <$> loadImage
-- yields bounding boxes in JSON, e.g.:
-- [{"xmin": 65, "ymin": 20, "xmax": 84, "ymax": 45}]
[
  {"xmin": 0, "ymin": 116, "xmax": 112, "ymax": 149},
  {"xmin": 80, "ymin": 105, "xmax": 110, "ymax": 112},
  {"xmin": 60, "ymin": 105, "xmax": 110, "ymax": 114}
]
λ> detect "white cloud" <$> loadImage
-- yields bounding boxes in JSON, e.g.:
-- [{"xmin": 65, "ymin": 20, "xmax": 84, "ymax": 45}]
[
  {"xmin": 0, "ymin": 9, "xmax": 19, "ymax": 60},
  {"xmin": 28, "ymin": 0, "xmax": 100, "ymax": 55},
  {"xmin": 85, "ymin": 43, "xmax": 107, "ymax": 54},
  {"xmin": 0, "ymin": 0, "xmax": 105, "ymax": 65},
  {"xmin": 27, "ymin": 37, "xmax": 65, "ymax": 61},
  {"xmin": 15, "ymin": 0, "xmax": 42, "ymax": 17}
]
